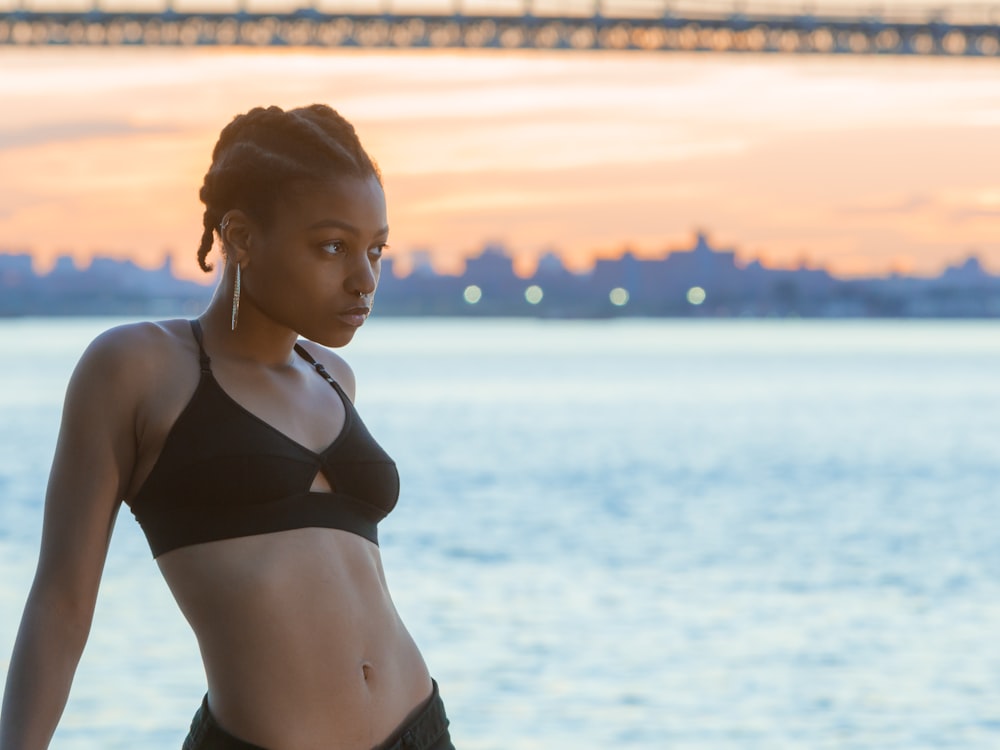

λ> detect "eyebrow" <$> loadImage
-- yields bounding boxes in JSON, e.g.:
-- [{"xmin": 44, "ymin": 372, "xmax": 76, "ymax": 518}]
[{"xmin": 307, "ymin": 219, "xmax": 389, "ymax": 236}]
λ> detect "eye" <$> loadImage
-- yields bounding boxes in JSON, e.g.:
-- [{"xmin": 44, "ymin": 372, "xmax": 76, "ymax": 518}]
[
  {"xmin": 320, "ymin": 240, "xmax": 346, "ymax": 255},
  {"xmin": 369, "ymin": 243, "xmax": 388, "ymax": 260}
]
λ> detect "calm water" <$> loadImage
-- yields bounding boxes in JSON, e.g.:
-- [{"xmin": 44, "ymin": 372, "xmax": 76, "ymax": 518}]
[{"xmin": 1, "ymin": 317, "xmax": 999, "ymax": 750}]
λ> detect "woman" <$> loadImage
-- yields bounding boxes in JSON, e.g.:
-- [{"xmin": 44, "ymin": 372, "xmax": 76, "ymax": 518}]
[{"xmin": 0, "ymin": 105, "xmax": 453, "ymax": 750}]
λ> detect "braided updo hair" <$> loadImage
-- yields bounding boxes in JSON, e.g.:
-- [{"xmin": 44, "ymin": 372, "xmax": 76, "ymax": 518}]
[{"xmin": 196, "ymin": 104, "xmax": 381, "ymax": 272}]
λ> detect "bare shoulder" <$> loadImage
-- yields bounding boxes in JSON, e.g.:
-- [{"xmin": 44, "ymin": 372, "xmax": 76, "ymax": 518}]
[
  {"xmin": 65, "ymin": 319, "xmax": 203, "ymax": 427},
  {"xmin": 73, "ymin": 319, "xmax": 194, "ymax": 388},
  {"xmin": 296, "ymin": 339, "xmax": 358, "ymax": 401},
  {"xmin": 47, "ymin": 319, "xmax": 198, "ymax": 516}
]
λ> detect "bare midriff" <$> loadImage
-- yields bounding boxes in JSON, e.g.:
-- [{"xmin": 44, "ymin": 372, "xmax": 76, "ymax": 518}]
[{"xmin": 157, "ymin": 527, "xmax": 432, "ymax": 750}]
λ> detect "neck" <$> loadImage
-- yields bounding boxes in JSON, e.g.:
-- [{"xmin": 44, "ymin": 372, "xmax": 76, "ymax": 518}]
[{"xmin": 199, "ymin": 278, "xmax": 301, "ymax": 368}]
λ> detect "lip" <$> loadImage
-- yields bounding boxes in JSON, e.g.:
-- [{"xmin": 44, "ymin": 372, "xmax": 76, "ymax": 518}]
[{"xmin": 337, "ymin": 306, "xmax": 370, "ymax": 327}]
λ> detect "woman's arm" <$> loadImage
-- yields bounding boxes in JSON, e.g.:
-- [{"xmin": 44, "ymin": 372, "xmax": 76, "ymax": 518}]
[{"xmin": 0, "ymin": 328, "xmax": 142, "ymax": 750}]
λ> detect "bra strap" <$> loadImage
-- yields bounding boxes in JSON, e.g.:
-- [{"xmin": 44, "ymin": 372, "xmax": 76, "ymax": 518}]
[
  {"xmin": 293, "ymin": 343, "xmax": 339, "ymax": 390},
  {"xmin": 189, "ymin": 320, "xmax": 212, "ymax": 373}
]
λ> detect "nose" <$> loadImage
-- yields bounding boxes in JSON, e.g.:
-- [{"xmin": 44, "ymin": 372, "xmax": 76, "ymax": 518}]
[{"xmin": 345, "ymin": 255, "xmax": 378, "ymax": 297}]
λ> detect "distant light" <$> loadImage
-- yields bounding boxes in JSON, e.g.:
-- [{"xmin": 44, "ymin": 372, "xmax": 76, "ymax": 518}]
[
  {"xmin": 464, "ymin": 285, "xmax": 482, "ymax": 304},
  {"xmin": 609, "ymin": 287, "xmax": 629, "ymax": 306},
  {"xmin": 525, "ymin": 285, "xmax": 543, "ymax": 304},
  {"xmin": 687, "ymin": 286, "xmax": 706, "ymax": 305}
]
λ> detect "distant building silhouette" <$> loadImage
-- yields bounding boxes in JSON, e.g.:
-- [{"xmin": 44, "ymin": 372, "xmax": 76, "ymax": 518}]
[
  {"xmin": 0, "ymin": 251, "xmax": 212, "ymax": 316},
  {"xmin": 2, "ymin": 233, "xmax": 999, "ymax": 318}
]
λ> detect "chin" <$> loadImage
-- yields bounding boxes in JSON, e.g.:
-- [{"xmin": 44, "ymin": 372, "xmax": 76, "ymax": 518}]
[{"xmin": 310, "ymin": 327, "xmax": 360, "ymax": 349}]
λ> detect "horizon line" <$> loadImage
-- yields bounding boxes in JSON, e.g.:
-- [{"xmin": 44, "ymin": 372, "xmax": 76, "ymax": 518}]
[{"xmin": 2, "ymin": 229, "xmax": 994, "ymax": 285}]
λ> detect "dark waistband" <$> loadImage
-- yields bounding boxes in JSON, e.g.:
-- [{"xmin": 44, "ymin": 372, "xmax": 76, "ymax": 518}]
[
  {"xmin": 373, "ymin": 680, "xmax": 451, "ymax": 750},
  {"xmin": 183, "ymin": 680, "xmax": 450, "ymax": 750}
]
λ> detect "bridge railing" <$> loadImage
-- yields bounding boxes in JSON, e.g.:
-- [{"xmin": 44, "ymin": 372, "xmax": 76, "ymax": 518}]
[
  {"xmin": 2, "ymin": 0, "xmax": 999, "ymax": 50},
  {"xmin": 2, "ymin": 1, "xmax": 999, "ymax": 23},
  {"xmin": 659, "ymin": 1, "xmax": 1000, "ymax": 23}
]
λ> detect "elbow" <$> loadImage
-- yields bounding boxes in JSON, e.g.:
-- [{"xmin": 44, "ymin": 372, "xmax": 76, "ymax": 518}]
[{"xmin": 23, "ymin": 580, "xmax": 98, "ymax": 650}]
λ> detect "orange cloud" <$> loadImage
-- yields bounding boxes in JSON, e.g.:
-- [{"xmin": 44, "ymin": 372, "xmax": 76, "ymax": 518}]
[{"xmin": 0, "ymin": 47, "xmax": 997, "ymax": 281}]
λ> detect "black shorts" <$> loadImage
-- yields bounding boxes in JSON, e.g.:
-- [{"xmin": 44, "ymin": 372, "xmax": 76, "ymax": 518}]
[{"xmin": 181, "ymin": 680, "xmax": 454, "ymax": 750}]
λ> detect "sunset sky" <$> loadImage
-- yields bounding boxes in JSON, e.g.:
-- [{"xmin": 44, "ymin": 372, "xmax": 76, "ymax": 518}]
[{"xmin": 1, "ymin": 17, "xmax": 999, "ymax": 283}]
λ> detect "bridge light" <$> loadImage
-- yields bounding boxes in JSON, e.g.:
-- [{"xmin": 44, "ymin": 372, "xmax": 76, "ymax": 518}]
[
  {"xmin": 534, "ymin": 23, "xmax": 560, "ymax": 48},
  {"xmin": 463, "ymin": 20, "xmax": 494, "ymax": 47},
  {"xmin": 282, "ymin": 20, "xmax": 313, "ymax": 46},
  {"xmin": 27, "ymin": 21, "xmax": 48, "ymax": 43},
  {"xmin": 87, "ymin": 21, "xmax": 106, "ymax": 43},
  {"xmin": 569, "ymin": 25, "xmax": 595, "ymax": 49},
  {"xmin": 179, "ymin": 18, "xmax": 201, "ymax": 47},
  {"xmin": 711, "ymin": 28, "xmax": 732, "ymax": 51},
  {"xmin": 391, "ymin": 24, "xmax": 413, "ymax": 46},
  {"xmin": 910, "ymin": 32, "xmax": 934, "ymax": 54},
  {"xmin": 745, "ymin": 26, "xmax": 766, "ymax": 51},
  {"xmin": 107, "ymin": 22, "xmax": 126, "ymax": 44},
  {"xmin": 499, "ymin": 25, "xmax": 523, "ymax": 47},
  {"xmin": 317, "ymin": 21, "xmax": 348, "ymax": 46},
  {"xmin": 810, "ymin": 28, "xmax": 834, "ymax": 52},
  {"xmin": 677, "ymin": 24, "xmax": 697, "ymax": 50},
  {"xmin": 943, "ymin": 30, "xmax": 967, "ymax": 55},
  {"xmin": 778, "ymin": 29, "xmax": 800, "ymax": 52},
  {"xmin": 977, "ymin": 35, "xmax": 1000, "ymax": 56},
  {"xmin": 357, "ymin": 19, "xmax": 389, "ymax": 46},
  {"xmin": 845, "ymin": 31, "xmax": 866, "ymax": 53},
  {"xmin": 633, "ymin": 27, "xmax": 665, "ymax": 50},
  {"xmin": 876, "ymin": 29, "xmax": 900, "ymax": 52},
  {"xmin": 599, "ymin": 23, "xmax": 630, "ymax": 49},
  {"xmin": 12, "ymin": 21, "xmax": 30, "ymax": 43},
  {"xmin": 429, "ymin": 22, "xmax": 460, "ymax": 47}
]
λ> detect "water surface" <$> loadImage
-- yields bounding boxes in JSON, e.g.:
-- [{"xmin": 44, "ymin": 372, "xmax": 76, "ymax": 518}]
[{"xmin": 1, "ymin": 318, "xmax": 998, "ymax": 749}]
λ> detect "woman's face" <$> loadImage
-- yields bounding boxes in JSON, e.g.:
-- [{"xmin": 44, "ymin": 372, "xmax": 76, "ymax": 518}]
[{"xmin": 243, "ymin": 174, "xmax": 388, "ymax": 347}]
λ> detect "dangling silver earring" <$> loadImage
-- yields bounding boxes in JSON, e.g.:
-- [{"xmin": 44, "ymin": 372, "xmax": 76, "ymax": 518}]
[{"xmin": 231, "ymin": 263, "xmax": 241, "ymax": 331}]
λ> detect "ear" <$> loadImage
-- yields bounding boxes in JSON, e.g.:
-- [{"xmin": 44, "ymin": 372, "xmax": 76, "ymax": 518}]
[{"xmin": 219, "ymin": 209, "xmax": 254, "ymax": 268}]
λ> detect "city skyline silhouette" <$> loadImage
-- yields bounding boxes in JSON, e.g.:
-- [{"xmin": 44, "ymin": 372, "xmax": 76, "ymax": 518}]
[{"xmin": 3, "ymin": 229, "xmax": 997, "ymax": 317}]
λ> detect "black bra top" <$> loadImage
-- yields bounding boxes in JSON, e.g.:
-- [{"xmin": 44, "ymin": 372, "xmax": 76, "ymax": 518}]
[{"xmin": 129, "ymin": 320, "xmax": 399, "ymax": 558}]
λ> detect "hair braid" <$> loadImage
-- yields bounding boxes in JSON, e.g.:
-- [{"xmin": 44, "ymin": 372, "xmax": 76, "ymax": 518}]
[{"xmin": 195, "ymin": 104, "xmax": 381, "ymax": 273}]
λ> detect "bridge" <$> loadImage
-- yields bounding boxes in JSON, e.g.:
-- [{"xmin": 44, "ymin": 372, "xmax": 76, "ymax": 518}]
[{"xmin": 1, "ymin": 1, "xmax": 999, "ymax": 54}]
